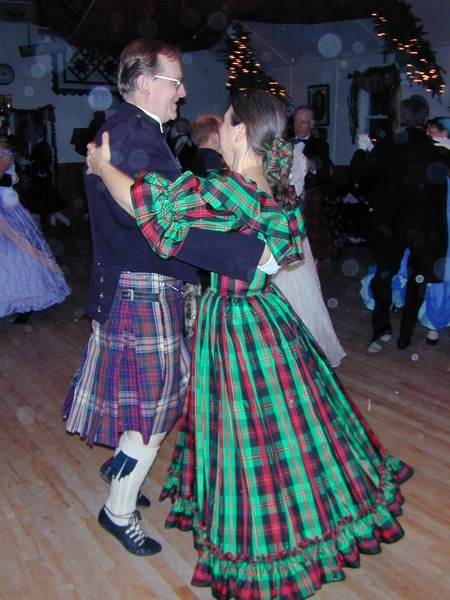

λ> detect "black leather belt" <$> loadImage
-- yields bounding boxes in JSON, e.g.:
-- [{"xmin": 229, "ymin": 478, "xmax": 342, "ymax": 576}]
[{"xmin": 119, "ymin": 289, "xmax": 160, "ymax": 302}]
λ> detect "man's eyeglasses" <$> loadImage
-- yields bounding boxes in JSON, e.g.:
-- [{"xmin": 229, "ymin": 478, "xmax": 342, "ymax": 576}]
[{"xmin": 153, "ymin": 74, "xmax": 184, "ymax": 90}]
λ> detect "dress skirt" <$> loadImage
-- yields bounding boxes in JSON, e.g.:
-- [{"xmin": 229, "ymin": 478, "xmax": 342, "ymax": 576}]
[
  {"xmin": 161, "ymin": 271, "xmax": 412, "ymax": 600},
  {"xmin": 0, "ymin": 186, "xmax": 70, "ymax": 317}
]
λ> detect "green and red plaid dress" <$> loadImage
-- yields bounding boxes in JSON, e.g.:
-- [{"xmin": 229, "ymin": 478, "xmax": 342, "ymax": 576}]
[{"xmin": 132, "ymin": 170, "xmax": 413, "ymax": 600}]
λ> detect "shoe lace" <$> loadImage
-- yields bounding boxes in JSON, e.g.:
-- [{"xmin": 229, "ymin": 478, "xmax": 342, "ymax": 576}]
[{"xmin": 125, "ymin": 511, "xmax": 147, "ymax": 547}]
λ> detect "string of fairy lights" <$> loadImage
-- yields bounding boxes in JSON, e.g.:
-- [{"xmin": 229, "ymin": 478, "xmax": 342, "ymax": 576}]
[
  {"xmin": 220, "ymin": 22, "xmax": 292, "ymax": 108},
  {"xmin": 221, "ymin": 5, "xmax": 445, "ymax": 103},
  {"xmin": 372, "ymin": 1, "xmax": 445, "ymax": 97}
]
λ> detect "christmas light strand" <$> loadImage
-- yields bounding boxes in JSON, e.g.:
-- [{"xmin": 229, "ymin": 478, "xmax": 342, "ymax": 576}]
[
  {"xmin": 219, "ymin": 22, "xmax": 292, "ymax": 108},
  {"xmin": 372, "ymin": 0, "xmax": 445, "ymax": 97}
]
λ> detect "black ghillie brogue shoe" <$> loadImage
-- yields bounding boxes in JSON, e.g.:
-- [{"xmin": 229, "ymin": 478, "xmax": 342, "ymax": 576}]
[{"xmin": 98, "ymin": 507, "xmax": 161, "ymax": 556}]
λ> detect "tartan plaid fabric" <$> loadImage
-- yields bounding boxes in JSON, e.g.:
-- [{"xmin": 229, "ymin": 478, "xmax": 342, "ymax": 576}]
[
  {"xmin": 161, "ymin": 282, "xmax": 412, "ymax": 599},
  {"xmin": 130, "ymin": 171, "xmax": 412, "ymax": 598},
  {"xmin": 63, "ymin": 272, "xmax": 190, "ymax": 447},
  {"xmin": 131, "ymin": 169, "xmax": 306, "ymax": 266}
]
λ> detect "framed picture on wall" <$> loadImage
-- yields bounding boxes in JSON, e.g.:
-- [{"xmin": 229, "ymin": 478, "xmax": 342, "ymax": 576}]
[{"xmin": 308, "ymin": 84, "xmax": 329, "ymax": 126}]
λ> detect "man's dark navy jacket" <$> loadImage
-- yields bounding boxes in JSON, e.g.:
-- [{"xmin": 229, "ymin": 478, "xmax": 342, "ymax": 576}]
[{"xmin": 84, "ymin": 102, "xmax": 263, "ymax": 323}]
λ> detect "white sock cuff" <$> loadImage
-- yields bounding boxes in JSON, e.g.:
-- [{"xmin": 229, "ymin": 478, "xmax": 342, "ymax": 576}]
[{"xmin": 119, "ymin": 431, "xmax": 159, "ymax": 462}]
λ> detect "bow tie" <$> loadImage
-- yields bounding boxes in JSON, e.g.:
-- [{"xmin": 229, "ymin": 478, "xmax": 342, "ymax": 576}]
[{"xmin": 293, "ymin": 137, "xmax": 309, "ymax": 144}]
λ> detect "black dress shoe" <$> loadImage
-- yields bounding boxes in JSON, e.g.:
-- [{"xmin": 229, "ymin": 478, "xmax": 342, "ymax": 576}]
[
  {"xmin": 426, "ymin": 332, "xmax": 439, "ymax": 345},
  {"xmin": 397, "ymin": 337, "xmax": 411, "ymax": 350},
  {"xmin": 100, "ymin": 457, "xmax": 151, "ymax": 508},
  {"xmin": 14, "ymin": 310, "xmax": 34, "ymax": 324},
  {"xmin": 98, "ymin": 507, "xmax": 161, "ymax": 556}
]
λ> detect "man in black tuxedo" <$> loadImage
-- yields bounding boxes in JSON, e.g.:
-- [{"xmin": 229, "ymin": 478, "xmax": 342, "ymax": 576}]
[
  {"xmin": 29, "ymin": 125, "xmax": 70, "ymax": 228},
  {"xmin": 351, "ymin": 95, "xmax": 448, "ymax": 352},
  {"xmin": 185, "ymin": 113, "xmax": 226, "ymax": 292},
  {"xmin": 29, "ymin": 125, "xmax": 53, "ymax": 219},
  {"xmin": 291, "ymin": 105, "xmax": 334, "ymax": 263},
  {"xmin": 64, "ymin": 38, "xmax": 265, "ymax": 557},
  {"xmin": 188, "ymin": 112, "xmax": 225, "ymax": 177}
]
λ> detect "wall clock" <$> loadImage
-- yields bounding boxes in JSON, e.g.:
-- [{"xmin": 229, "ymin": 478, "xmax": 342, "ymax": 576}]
[{"xmin": 0, "ymin": 64, "xmax": 15, "ymax": 85}]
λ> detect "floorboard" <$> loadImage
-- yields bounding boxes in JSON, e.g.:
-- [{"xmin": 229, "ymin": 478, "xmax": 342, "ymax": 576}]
[{"xmin": 1, "ymin": 222, "xmax": 448, "ymax": 599}]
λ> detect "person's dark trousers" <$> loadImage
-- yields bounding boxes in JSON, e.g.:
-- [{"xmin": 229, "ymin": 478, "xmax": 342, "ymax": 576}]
[
  {"xmin": 369, "ymin": 240, "xmax": 405, "ymax": 340},
  {"xmin": 399, "ymin": 276, "xmax": 427, "ymax": 342}
]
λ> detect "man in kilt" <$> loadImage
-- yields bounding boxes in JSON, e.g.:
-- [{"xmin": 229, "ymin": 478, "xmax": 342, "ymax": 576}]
[{"xmin": 62, "ymin": 38, "xmax": 265, "ymax": 556}]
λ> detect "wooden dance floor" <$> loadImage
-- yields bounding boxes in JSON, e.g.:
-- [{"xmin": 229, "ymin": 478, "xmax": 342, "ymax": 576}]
[{"xmin": 1, "ymin": 220, "xmax": 449, "ymax": 600}]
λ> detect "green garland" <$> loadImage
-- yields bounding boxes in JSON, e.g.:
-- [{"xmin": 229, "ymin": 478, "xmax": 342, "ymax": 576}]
[
  {"xmin": 218, "ymin": 22, "xmax": 292, "ymax": 110},
  {"xmin": 372, "ymin": 0, "xmax": 445, "ymax": 97}
]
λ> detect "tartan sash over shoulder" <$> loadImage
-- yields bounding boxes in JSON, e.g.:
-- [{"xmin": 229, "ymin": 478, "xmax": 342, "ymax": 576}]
[{"xmin": 131, "ymin": 170, "xmax": 304, "ymax": 265}]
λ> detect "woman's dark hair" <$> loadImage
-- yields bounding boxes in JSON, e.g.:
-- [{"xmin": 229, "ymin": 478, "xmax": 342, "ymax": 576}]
[
  {"xmin": 229, "ymin": 90, "xmax": 296, "ymax": 208},
  {"xmin": 117, "ymin": 38, "xmax": 180, "ymax": 99}
]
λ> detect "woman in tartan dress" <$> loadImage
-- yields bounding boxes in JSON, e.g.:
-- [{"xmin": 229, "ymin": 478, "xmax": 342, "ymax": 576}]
[{"xmin": 87, "ymin": 91, "xmax": 412, "ymax": 600}]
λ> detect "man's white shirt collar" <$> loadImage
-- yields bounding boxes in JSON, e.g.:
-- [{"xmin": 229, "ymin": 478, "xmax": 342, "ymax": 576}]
[{"xmin": 133, "ymin": 103, "xmax": 164, "ymax": 133}]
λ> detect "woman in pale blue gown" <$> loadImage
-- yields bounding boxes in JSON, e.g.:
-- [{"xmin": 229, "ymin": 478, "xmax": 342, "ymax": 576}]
[{"xmin": 0, "ymin": 133, "xmax": 70, "ymax": 321}]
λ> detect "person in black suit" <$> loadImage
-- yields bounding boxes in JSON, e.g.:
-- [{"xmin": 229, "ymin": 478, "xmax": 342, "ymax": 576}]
[
  {"xmin": 166, "ymin": 116, "xmax": 195, "ymax": 171},
  {"xmin": 28, "ymin": 126, "xmax": 52, "ymax": 221},
  {"xmin": 188, "ymin": 112, "xmax": 225, "ymax": 177},
  {"xmin": 28, "ymin": 125, "xmax": 70, "ymax": 229},
  {"xmin": 62, "ymin": 38, "xmax": 266, "ymax": 557},
  {"xmin": 185, "ymin": 113, "xmax": 225, "ymax": 292},
  {"xmin": 290, "ymin": 105, "xmax": 334, "ymax": 264},
  {"xmin": 351, "ymin": 95, "xmax": 448, "ymax": 352}
]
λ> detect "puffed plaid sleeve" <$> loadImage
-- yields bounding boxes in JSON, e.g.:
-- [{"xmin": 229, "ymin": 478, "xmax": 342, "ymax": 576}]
[
  {"xmin": 131, "ymin": 169, "xmax": 303, "ymax": 265},
  {"xmin": 131, "ymin": 170, "xmax": 243, "ymax": 258},
  {"xmin": 202, "ymin": 172, "xmax": 304, "ymax": 265}
]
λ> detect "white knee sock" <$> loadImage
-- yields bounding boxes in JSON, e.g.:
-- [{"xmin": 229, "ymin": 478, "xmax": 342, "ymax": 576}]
[{"xmin": 105, "ymin": 432, "xmax": 159, "ymax": 526}]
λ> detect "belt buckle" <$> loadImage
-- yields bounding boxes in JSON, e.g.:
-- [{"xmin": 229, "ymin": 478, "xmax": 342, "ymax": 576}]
[{"xmin": 120, "ymin": 289, "xmax": 134, "ymax": 301}]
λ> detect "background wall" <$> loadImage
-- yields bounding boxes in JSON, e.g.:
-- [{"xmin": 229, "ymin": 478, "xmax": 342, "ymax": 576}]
[{"xmin": 0, "ymin": 0, "xmax": 448, "ymax": 166}]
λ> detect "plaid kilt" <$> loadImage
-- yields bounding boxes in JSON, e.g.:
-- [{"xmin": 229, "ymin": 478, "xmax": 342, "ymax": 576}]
[{"xmin": 63, "ymin": 272, "xmax": 190, "ymax": 447}]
